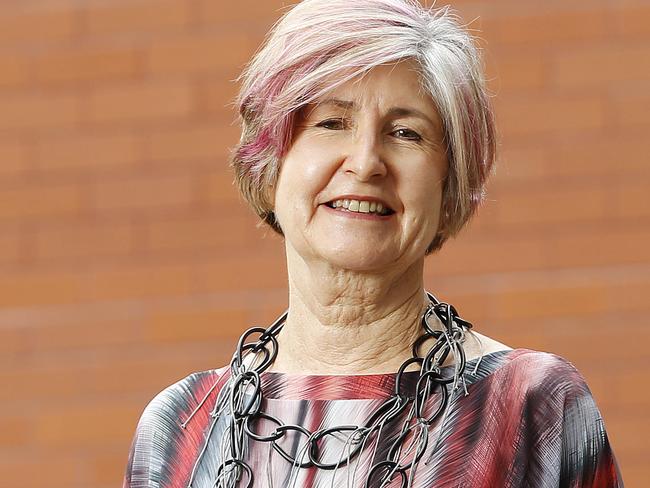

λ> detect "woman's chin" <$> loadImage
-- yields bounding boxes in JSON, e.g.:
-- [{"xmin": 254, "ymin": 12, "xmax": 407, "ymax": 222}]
[{"xmin": 313, "ymin": 246, "xmax": 398, "ymax": 273}]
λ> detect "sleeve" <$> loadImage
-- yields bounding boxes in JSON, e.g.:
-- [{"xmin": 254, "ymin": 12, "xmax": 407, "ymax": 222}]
[{"xmin": 557, "ymin": 360, "xmax": 624, "ymax": 488}]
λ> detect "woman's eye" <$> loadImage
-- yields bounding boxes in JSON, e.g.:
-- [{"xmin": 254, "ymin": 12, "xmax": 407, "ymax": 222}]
[
  {"xmin": 392, "ymin": 128, "xmax": 422, "ymax": 141},
  {"xmin": 316, "ymin": 118, "xmax": 346, "ymax": 130}
]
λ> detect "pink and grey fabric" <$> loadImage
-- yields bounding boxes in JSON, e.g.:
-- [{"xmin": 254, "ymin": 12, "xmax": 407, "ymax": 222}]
[{"xmin": 123, "ymin": 349, "xmax": 623, "ymax": 487}]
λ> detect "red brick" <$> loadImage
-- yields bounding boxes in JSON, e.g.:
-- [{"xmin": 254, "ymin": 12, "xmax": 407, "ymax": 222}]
[
  {"xmin": 33, "ymin": 221, "xmax": 135, "ymax": 260},
  {"xmin": 85, "ymin": 80, "xmax": 193, "ymax": 124},
  {"xmin": 428, "ymin": 231, "xmax": 546, "ymax": 275},
  {"xmin": 616, "ymin": 4, "xmax": 650, "ymax": 38},
  {"xmin": 544, "ymin": 227, "xmax": 650, "ymax": 269},
  {"xmin": 616, "ymin": 459, "xmax": 645, "ymax": 488},
  {"xmin": 82, "ymin": 0, "xmax": 191, "ymax": 36},
  {"xmin": 551, "ymin": 44, "xmax": 650, "ymax": 88},
  {"xmin": 486, "ymin": 53, "xmax": 547, "ymax": 93},
  {"xmin": 0, "ymin": 324, "xmax": 32, "ymax": 357},
  {"xmin": 0, "ymin": 270, "xmax": 83, "ymax": 307},
  {"xmin": 0, "ymin": 183, "xmax": 82, "ymax": 220},
  {"xmin": 466, "ymin": 196, "xmax": 499, "ymax": 232},
  {"xmin": 545, "ymin": 132, "xmax": 648, "ymax": 178},
  {"xmin": 0, "ymin": 230, "xmax": 23, "ymax": 265},
  {"xmin": 144, "ymin": 211, "xmax": 252, "ymax": 253},
  {"xmin": 608, "ymin": 279, "xmax": 650, "ymax": 314},
  {"xmin": 0, "ymin": 54, "xmax": 29, "ymax": 87},
  {"xmin": 549, "ymin": 319, "xmax": 647, "ymax": 365},
  {"xmin": 145, "ymin": 124, "xmax": 237, "ymax": 162},
  {"xmin": 607, "ymin": 369, "xmax": 650, "ymax": 410},
  {"xmin": 492, "ymin": 145, "xmax": 547, "ymax": 184},
  {"xmin": 601, "ymin": 414, "xmax": 650, "ymax": 456},
  {"xmin": 82, "ymin": 356, "xmax": 201, "ymax": 396},
  {"xmin": 495, "ymin": 94, "xmax": 606, "ymax": 136},
  {"xmin": 197, "ymin": 75, "xmax": 241, "ymax": 115},
  {"xmin": 200, "ymin": 168, "xmax": 243, "ymax": 205},
  {"xmin": 611, "ymin": 90, "xmax": 650, "ymax": 128},
  {"xmin": 480, "ymin": 9, "xmax": 609, "ymax": 45},
  {"xmin": 144, "ymin": 33, "xmax": 257, "ymax": 75},
  {"xmin": 0, "ymin": 415, "xmax": 32, "ymax": 448},
  {"xmin": 34, "ymin": 403, "xmax": 140, "ymax": 448},
  {"xmin": 614, "ymin": 180, "xmax": 650, "ymax": 219},
  {"xmin": 91, "ymin": 173, "xmax": 194, "ymax": 212},
  {"xmin": 197, "ymin": 0, "xmax": 289, "ymax": 24},
  {"xmin": 0, "ymin": 364, "xmax": 80, "ymax": 403},
  {"xmin": 87, "ymin": 449, "xmax": 128, "ymax": 485},
  {"xmin": 88, "ymin": 264, "xmax": 195, "ymax": 301},
  {"xmin": 244, "ymin": 298, "xmax": 292, "ymax": 333},
  {"xmin": 33, "ymin": 46, "xmax": 141, "ymax": 85},
  {"xmin": 35, "ymin": 132, "xmax": 141, "ymax": 172},
  {"xmin": 0, "ymin": 91, "xmax": 80, "ymax": 131},
  {"xmin": 196, "ymin": 251, "xmax": 288, "ymax": 292},
  {"xmin": 143, "ymin": 307, "xmax": 247, "ymax": 343},
  {"xmin": 30, "ymin": 317, "xmax": 142, "ymax": 352},
  {"xmin": 495, "ymin": 186, "xmax": 611, "ymax": 226},
  {"xmin": 494, "ymin": 283, "xmax": 609, "ymax": 321},
  {"xmin": 0, "ymin": 139, "xmax": 29, "ymax": 175},
  {"xmin": 428, "ymin": 290, "xmax": 499, "ymax": 325},
  {"xmin": 0, "ymin": 453, "xmax": 79, "ymax": 488},
  {"xmin": 0, "ymin": 354, "xmax": 202, "ymax": 402},
  {"xmin": 0, "ymin": 5, "xmax": 77, "ymax": 45}
]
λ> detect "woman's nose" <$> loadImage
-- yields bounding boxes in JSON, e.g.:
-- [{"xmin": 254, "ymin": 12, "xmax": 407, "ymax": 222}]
[{"xmin": 342, "ymin": 132, "xmax": 387, "ymax": 181}]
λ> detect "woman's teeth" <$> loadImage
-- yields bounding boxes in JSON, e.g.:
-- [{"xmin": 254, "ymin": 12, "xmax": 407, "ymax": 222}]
[{"xmin": 329, "ymin": 199, "xmax": 390, "ymax": 215}]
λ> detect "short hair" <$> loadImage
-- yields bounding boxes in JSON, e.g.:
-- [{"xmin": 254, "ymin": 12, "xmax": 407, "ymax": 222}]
[{"xmin": 231, "ymin": 0, "xmax": 496, "ymax": 254}]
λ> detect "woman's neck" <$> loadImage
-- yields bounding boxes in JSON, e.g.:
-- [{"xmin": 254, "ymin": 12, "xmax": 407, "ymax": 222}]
[{"xmin": 269, "ymin": 252, "xmax": 430, "ymax": 375}]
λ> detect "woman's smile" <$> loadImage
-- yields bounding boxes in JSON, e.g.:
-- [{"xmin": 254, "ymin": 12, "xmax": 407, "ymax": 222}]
[
  {"xmin": 273, "ymin": 59, "xmax": 447, "ymax": 272},
  {"xmin": 320, "ymin": 199, "xmax": 395, "ymax": 221},
  {"xmin": 321, "ymin": 194, "xmax": 396, "ymax": 222}
]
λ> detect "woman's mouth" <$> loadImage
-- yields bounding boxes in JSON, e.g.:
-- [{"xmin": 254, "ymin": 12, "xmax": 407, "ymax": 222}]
[{"xmin": 325, "ymin": 198, "xmax": 395, "ymax": 216}]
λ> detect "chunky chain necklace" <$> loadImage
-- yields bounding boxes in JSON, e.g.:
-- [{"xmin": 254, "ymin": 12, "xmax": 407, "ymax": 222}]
[{"xmin": 185, "ymin": 291, "xmax": 474, "ymax": 488}]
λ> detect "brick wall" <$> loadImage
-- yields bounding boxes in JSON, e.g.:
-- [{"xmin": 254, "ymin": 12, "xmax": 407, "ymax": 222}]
[{"xmin": 1, "ymin": 0, "xmax": 647, "ymax": 486}]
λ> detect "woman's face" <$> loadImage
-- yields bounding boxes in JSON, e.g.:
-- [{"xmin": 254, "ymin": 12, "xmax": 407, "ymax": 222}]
[{"xmin": 273, "ymin": 59, "xmax": 448, "ymax": 272}]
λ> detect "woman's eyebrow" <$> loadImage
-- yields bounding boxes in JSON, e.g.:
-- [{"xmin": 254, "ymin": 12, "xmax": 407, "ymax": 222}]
[
  {"xmin": 315, "ymin": 100, "xmax": 436, "ymax": 122},
  {"xmin": 386, "ymin": 107, "xmax": 438, "ymax": 129},
  {"xmin": 317, "ymin": 98, "xmax": 357, "ymax": 110}
]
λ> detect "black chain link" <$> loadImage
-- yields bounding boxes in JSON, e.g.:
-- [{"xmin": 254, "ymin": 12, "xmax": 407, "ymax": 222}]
[{"xmin": 213, "ymin": 291, "xmax": 473, "ymax": 487}]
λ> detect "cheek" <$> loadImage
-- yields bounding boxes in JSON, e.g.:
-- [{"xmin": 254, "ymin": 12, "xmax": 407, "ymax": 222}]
[
  {"xmin": 403, "ymin": 175, "xmax": 445, "ymax": 232},
  {"xmin": 423, "ymin": 163, "xmax": 447, "ymax": 211},
  {"xmin": 285, "ymin": 145, "xmax": 336, "ymax": 195},
  {"xmin": 295, "ymin": 136, "xmax": 339, "ymax": 178},
  {"xmin": 274, "ymin": 150, "xmax": 330, "ymax": 218}
]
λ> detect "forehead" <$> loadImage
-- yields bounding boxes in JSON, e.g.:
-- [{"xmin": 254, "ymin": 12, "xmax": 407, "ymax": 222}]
[
  {"xmin": 331, "ymin": 60, "xmax": 426, "ymax": 101},
  {"xmin": 307, "ymin": 60, "xmax": 442, "ymax": 126}
]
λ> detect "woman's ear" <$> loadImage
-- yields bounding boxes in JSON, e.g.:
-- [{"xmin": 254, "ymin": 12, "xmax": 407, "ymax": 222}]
[
  {"xmin": 262, "ymin": 210, "xmax": 283, "ymax": 235},
  {"xmin": 264, "ymin": 181, "xmax": 283, "ymax": 234}
]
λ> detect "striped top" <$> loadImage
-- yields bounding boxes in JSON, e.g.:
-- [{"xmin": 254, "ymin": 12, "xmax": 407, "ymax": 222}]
[{"xmin": 123, "ymin": 348, "xmax": 623, "ymax": 487}]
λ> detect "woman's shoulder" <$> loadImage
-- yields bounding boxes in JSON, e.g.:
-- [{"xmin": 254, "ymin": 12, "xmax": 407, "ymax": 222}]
[
  {"xmin": 476, "ymin": 347, "xmax": 595, "ymax": 407},
  {"xmin": 467, "ymin": 332, "xmax": 587, "ymax": 386},
  {"xmin": 137, "ymin": 365, "xmax": 230, "ymax": 425},
  {"xmin": 466, "ymin": 328, "xmax": 585, "ymax": 383},
  {"xmin": 467, "ymin": 347, "xmax": 603, "ymax": 438},
  {"xmin": 124, "ymin": 366, "xmax": 231, "ymax": 487},
  {"xmin": 501, "ymin": 347, "xmax": 580, "ymax": 369},
  {"xmin": 501, "ymin": 348, "xmax": 588, "ymax": 382}
]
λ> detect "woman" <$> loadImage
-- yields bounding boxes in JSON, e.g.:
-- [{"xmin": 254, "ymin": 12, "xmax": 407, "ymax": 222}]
[{"xmin": 123, "ymin": 0, "xmax": 623, "ymax": 487}]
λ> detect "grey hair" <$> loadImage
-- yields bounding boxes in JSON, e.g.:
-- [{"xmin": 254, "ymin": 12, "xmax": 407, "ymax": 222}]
[{"xmin": 232, "ymin": 0, "xmax": 496, "ymax": 254}]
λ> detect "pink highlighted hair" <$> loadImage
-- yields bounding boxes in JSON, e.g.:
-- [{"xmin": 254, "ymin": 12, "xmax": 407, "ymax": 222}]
[{"xmin": 231, "ymin": 0, "xmax": 496, "ymax": 254}]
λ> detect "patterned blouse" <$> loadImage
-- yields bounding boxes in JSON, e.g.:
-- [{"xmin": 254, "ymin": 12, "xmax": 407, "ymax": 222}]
[{"xmin": 123, "ymin": 348, "xmax": 623, "ymax": 487}]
